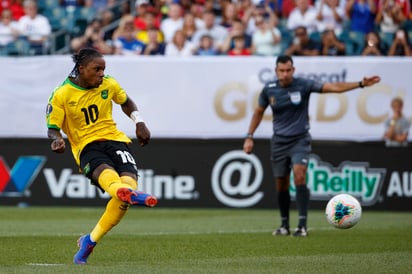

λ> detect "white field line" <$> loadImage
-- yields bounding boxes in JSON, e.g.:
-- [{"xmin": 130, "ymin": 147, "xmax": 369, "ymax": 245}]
[
  {"xmin": 0, "ymin": 227, "xmax": 336, "ymax": 237},
  {"xmin": 26, "ymin": 263, "xmax": 65, "ymax": 266}
]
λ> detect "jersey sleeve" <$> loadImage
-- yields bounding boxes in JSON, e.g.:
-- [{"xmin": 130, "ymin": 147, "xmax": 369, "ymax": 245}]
[
  {"xmin": 108, "ymin": 76, "xmax": 128, "ymax": 105},
  {"xmin": 258, "ymin": 85, "xmax": 269, "ymax": 108},
  {"xmin": 305, "ymin": 79, "xmax": 323, "ymax": 94},
  {"xmin": 46, "ymin": 89, "xmax": 65, "ymax": 130}
]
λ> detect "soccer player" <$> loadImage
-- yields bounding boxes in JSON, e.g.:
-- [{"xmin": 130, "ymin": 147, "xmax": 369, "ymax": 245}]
[
  {"xmin": 243, "ymin": 55, "xmax": 380, "ymax": 237},
  {"xmin": 46, "ymin": 47, "xmax": 157, "ymax": 264}
]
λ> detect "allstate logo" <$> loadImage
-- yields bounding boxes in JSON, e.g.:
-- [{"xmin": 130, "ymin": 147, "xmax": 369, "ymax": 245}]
[{"xmin": 211, "ymin": 150, "xmax": 264, "ymax": 207}]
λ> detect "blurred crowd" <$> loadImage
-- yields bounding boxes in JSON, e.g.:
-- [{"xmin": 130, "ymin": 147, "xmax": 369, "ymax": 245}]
[{"xmin": 1, "ymin": 0, "xmax": 412, "ymax": 56}]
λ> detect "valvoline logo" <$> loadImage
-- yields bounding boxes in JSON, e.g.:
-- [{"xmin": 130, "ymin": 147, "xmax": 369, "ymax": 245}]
[{"xmin": 0, "ymin": 156, "xmax": 46, "ymax": 197}]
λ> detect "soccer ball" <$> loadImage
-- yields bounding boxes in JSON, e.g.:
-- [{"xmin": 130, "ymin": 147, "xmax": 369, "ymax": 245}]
[{"xmin": 325, "ymin": 194, "xmax": 362, "ymax": 229}]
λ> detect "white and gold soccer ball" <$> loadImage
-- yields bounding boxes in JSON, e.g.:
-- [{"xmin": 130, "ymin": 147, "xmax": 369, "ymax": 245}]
[{"xmin": 325, "ymin": 194, "xmax": 362, "ymax": 229}]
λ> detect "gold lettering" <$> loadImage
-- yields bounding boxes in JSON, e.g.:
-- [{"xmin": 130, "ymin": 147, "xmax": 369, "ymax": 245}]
[
  {"xmin": 316, "ymin": 94, "xmax": 348, "ymax": 121},
  {"xmin": 357, "ymin": 85, "xmax": 405, "ymax": 124},
  {"xmin": 214, "ymin": 83, "xmax": 247, "ymax": 121}
]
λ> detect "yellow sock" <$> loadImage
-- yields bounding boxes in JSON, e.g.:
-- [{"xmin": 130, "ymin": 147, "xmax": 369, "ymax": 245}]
[
  {"xmin": 120, "ymin": 175, "xmax": 137, "ymax": 190},
  {"xmin": 98, "ymin": 169, "xmax": 133, "ymax": 198},
  {"xmin": 89, "ymin": 172, "xmax": 140, "ymax": 243},
  {"xmin": 90, "ymin": 198, "xmax": 129, "ymax": 243}
]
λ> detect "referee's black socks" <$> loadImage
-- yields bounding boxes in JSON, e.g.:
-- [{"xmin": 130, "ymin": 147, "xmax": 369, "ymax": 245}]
[
  {"xmin": 295, "ymin": 185, "xmax": 310, "ymax": 228},
  {"xmin": 278, "ymin": 191, "xmax": 290, "ymax": 228}
]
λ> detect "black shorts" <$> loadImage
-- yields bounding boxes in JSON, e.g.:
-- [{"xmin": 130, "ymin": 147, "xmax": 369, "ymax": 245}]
[
  {"xmin": 80, "ymin": 140, "xmax": 138, "ymax": 182},
  {"xmin": 270, "ymin": 133, "xmax": 311, "ymax": 178}
]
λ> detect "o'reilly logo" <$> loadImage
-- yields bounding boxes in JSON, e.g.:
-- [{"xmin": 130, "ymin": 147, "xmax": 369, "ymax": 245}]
[{"xmin": 291, "ymin": 155, "xmax": 385, "ymax": 206}]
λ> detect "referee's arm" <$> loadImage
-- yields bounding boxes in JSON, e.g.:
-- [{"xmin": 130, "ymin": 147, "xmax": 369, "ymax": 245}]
[{"xmin": 321, "ymin": 75, "xmax": 381, "ymax": 94}]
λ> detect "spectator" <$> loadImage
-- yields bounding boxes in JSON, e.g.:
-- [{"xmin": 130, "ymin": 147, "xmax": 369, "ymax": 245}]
[
  {"xmin": 100, "ymin": 9, "xmax": 115, "ymax": 41},
  {"xmin": 315, "ymin": 0, "xmax": 346, "ymax": 36},
  {"xmin": 375, "ymin": 0, "xmax": 407, "ymax": 34},
  {"xmin": 251, "ymin": 14, "xmax": 282, "ymax": 56},
  {"xmin": 113, "ymin": 15, "xmax": 145, "ymax": 55},
  {"xmin": 361, "ymin": 31, "xmax": 386, "ymax": 55},
  {"xmin": 236, "ymin": 0, "xmax": 254, "ymax": 20},
  {"xmin": 70, "ymin": 18, "xmax": 113, "ymax": 54},
  {"xmin": 0, "ymin": 9, "xmax": 19, "ymax": 49},
  {"xmin": 181, "ymin": 12, "xmax": 198, "ymax": 42},
  {"xmin": 243, "ymin": 2, "xmax": 279, "ymax": 35},
  {"xmin": 85, "ymin": 0, "xmax": 107, "ymax": 13},
  {"xmin": 9, "ymin": 0, "xmax": 25, "ymax": 21},
  {"xmin": 388, "ymin": 28, "xmax": 412, "ymax": 55},
  {"xmin": 194, "ymin": 33, "xmax": 219, "ymax": 55},
  {"xmin": 267, "ymin": 0, "xmax": 284, "ymax": 18},
  {"xmin": 284, "ymin": 25, "xmax": 321, "ymax": 55},
  {"xmin": 220, "ymin": 1, "xmax": 239, "ymax": 29},
  {"xmin": 190, "ymin": 0, "xmax": 209, "ymax": 25},
  {"xmin": 160, "ymin": 2, "xmax": 184, "ymax": 43},
  {"xmin": 17, "ymin": 0, "xmax": 51, "ymax": 55},
  {"xmin": 383, "ymin": 97, "xmax": 410, "ymax": 147},
  {"xmin": 134, "ymin": 0, "xmax": 161, "ymax": 31},
  {"xmin": 282, "ymin": 0, "xmax": 298, "ymax": 18},
  {"xmin": 142, "ymin": 27, "xmax": 166, "ymax": 55},
  {"xmin": 221, "ymin": 18, "xmax": 252, "ymax": 53},
  {"xmin": 136, "ymin": 11, "xmax": 164, "ymax": 44},
  {"xmin": 165, "ymin": 29, "xmax": 195, "ymax": 56},
  {"xmin": 345, "ymin": 0, "xmax": 377, "ymax": 34},
  {"xmin": 59, "ymin": 0, "xmax": 85, "ymax": 8},
  {"xmin": 191, "ymin": 10, "xmax": 228, "ymax": 51},
  {"xmin": 287, "ymin": 0, "xmax": 318, "ymax": 34},
  {"xmin": 227, "ymin": 34, "xmax": 252, "ymax": 55},
  {"xmin": 378, "ymin": 0, "xmax": 411, "ymax": 19},
  {"xmin": 320, "ymin": 29, "xmax": 346, "ymax": 55}
]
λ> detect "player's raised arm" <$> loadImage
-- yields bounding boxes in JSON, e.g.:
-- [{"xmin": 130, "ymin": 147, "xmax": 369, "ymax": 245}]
[{"xmin": 322, "ymin": 75, "xmax": 381, "ymax": 93}]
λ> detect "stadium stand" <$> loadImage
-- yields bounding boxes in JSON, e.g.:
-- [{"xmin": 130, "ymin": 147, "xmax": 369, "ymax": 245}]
[{"xmin": 1, "ymin": 0, "xmax": 412, "ymax": 56}]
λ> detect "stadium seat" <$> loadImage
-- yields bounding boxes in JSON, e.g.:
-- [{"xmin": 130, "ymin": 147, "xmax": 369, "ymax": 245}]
[
  {"xmin": 44, "ymin": 6, "xmax": 67, "ymax": 31},
  {"xmin": 279, "ymin": 28, "xmax": 293, "ymax": 54},
  {"xmin": 309, "ymin": 31, "xmax": 321, "ymax": 43},
  {"xmin": 379, "ymin": 32, "xmax": 394, "ymax": 50},
  {"xmin": 71, "ymin": 18, "xmax": 88, "ymax": 38},
  {"xmin": 341, "ymin": 31, "xmax": 365, "ymax": 55},
  {"xmin": 75, "ymin": 6, "xmax": 96, "ymax": 21},
  {"xmin": 6, "ymin": 38, "xmax": 33, "ymax": 56},
  {"xmin": 401, "ymin": 20, "xmax": 412, "ymax": 31}
]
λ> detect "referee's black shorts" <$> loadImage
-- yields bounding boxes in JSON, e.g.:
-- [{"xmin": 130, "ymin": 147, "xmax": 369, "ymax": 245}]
[{"xmin": 270, "ymin": 133, "xmax": 311, "ymax": 177}]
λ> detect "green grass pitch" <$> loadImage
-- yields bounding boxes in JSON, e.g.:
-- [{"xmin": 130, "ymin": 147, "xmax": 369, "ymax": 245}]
[{"xmin": 0, "ymin": 206, "xmax": 411, "ymax": 274}]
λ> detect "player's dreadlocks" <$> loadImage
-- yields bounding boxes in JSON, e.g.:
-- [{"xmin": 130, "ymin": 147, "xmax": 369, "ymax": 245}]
[{"xmin": 69, "ymin": 48, "xmax": 103, "ymax": 78}]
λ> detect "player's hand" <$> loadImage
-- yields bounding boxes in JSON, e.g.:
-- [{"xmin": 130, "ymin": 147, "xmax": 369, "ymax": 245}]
[
  {"xmin": 243, "ymin": 138, "xmax": 254, "ymax": 154},
  {"xmin": 361, "ymin": 76, "xmax": 381, "ymax": 87},
  {"xmin": 136, "ymin": 122, "xmax": 151, "ymax": 147},
  {"xmin": 51, "ymin": 137, "xmax": 65, "ymax": 153}
]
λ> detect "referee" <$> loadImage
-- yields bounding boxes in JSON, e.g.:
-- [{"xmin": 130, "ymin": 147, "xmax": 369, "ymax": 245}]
[{"xmin": 243, "ymin": 55, "xmax": 380, "ymax": 237}]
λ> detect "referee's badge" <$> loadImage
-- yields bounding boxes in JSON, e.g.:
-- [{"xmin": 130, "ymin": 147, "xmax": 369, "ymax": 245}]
[{"xmin": 289, "ymin": 91, "xmax": 301, "ymax": 105}]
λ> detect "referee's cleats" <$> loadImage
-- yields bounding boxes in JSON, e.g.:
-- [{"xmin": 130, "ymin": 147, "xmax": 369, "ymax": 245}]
[
  {"xmin": 116, "ymin": 188, "xmax": 157, "ymax": 207},
  {"xmin": 73, "ymin": 234, "xmax": 96, "ymax": 265},
  {"xmin": 272, "ymin": 226, "xmax": 290, "ymax": 236},
  {"xmin": 292, "ymin": 226, "xmax": 308, "ymax": 237}
]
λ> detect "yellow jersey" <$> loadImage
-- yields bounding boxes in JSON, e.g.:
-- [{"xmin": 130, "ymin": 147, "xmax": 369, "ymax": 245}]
[{"xmin": 46, "ymin": 75, "xmax": 132, "ymax": 165}]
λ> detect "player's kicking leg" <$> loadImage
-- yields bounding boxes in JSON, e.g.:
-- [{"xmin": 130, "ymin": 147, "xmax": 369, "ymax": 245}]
[{"xmin": 116, "ymin": 188, "xmax": 158, "ymax": 207}]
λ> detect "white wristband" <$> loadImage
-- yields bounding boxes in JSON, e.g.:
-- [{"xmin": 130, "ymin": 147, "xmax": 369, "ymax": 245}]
[{"xmin": 130, "ymin": 111, "xmax": 144, "ymax": 124}]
